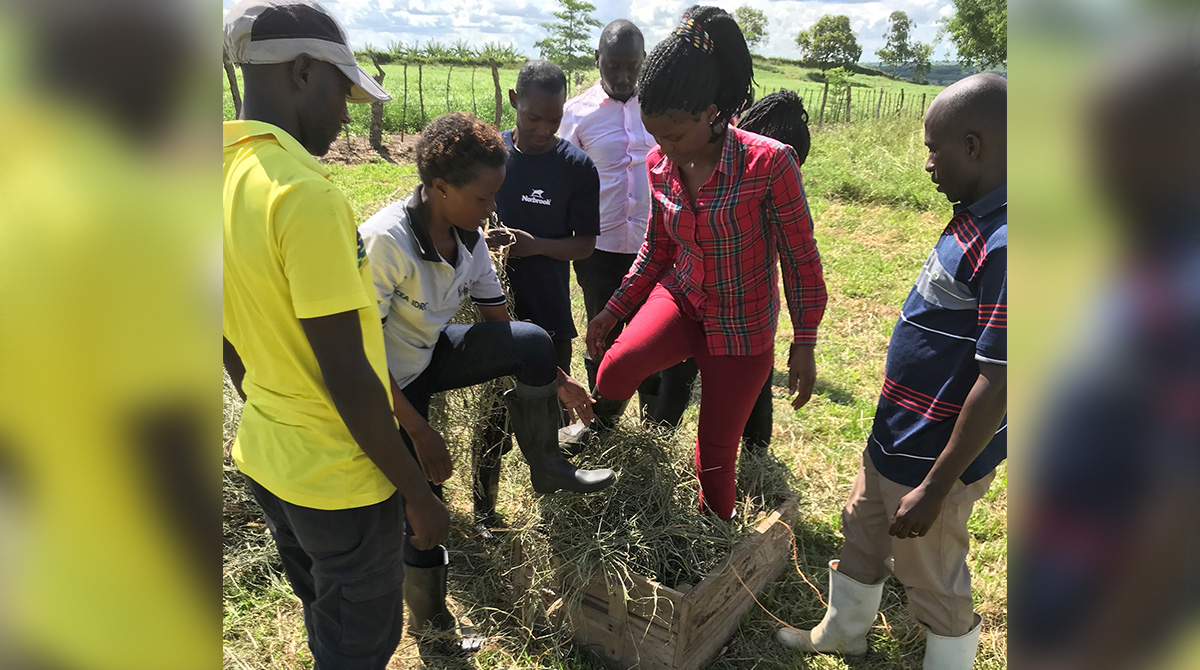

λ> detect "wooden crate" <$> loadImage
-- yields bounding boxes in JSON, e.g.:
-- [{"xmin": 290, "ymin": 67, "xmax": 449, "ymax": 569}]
[{"xmin": 515, "ymin": 495, "xmax": 799, "ymax": 670}]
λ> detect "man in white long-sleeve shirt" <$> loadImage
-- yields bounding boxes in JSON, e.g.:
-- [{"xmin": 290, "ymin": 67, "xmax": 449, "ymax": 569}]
[{"xmin": 559, "ymin": 19, "xmax": 662, "ymax": 416}]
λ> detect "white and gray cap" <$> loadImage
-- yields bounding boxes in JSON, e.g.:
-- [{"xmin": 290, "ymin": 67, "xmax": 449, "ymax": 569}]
[{"xmin": 224, "ymin": 0, "xmax": 390, "ymax": 104}]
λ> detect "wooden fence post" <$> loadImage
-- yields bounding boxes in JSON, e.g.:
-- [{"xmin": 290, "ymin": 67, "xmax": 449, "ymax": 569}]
[
  {"xmin": 920, "ymin": 92, "xmax": 927, "ymax": 119},
  {"xmin": 417, "ymin": 62, "xmax": 426, "ymax": 127},
  {"xmin": 845, "ymin": 85, "xmax": 851, "ymax": 123},
  {"xmin": 897, "ymin": 88, "xmax": 905, "ymax": 116},
  {"xmin": 401, "ymin": 63, "xmax": 408, "ymax": 141},
  {"xmin": 818, "ymin": 79, "xmax": 829, "ymax": 125},
  {"xmin": 491, "ymin": 63, "xmax": 502, "ymax": 127},
  {"xmin": 368, "ymin": 56, "xmax": 386, "ymax": 150},
  {"xmin": 875, "ymin": 88, "xmax": 883, "ymax": 119},
  {"xmin": 471, "ymin": 67, "xmax": 478, "ymax": 116},
  {"xmin": 446, "ymin": 64, "xmax": 454, "ymax": 113},
  {"xmin": 223, "ymin": 51, "xmax": 243, "ymax": 119}
]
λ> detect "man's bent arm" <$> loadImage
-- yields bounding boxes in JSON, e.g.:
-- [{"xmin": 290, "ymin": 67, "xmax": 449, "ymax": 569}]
[
  {"xmin": 922, "ymin": 362, "xmax": 1007, "ymax": 495},
  {"xmin": 299, "ymin": 311, "xmax": 439, "ymax": 502}
]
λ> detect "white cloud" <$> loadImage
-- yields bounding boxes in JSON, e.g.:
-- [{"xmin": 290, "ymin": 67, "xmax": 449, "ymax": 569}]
[{"xmin": 222, "ymin": 0, "xmax": 957, "ymax": 61}]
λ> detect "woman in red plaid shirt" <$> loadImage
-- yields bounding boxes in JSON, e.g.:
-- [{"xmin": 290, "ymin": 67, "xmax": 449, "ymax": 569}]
[{"xmin": 585, "ymin": 5, "xmax": 827, "ymax": 520}]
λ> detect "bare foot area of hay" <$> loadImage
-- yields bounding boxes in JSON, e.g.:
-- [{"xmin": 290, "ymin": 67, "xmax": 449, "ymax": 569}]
[{"xmin": 322, "ymin": 133, "xmax": 421, "ymax": 166}]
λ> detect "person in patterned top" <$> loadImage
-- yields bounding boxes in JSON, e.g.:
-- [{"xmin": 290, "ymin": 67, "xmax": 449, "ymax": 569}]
[
  {"xmin": 779, "ymin": 74, "xmax": 1007, "ymax": 670},
  {"xmin": 585, "ymin": 5, "xmax": 827, "ymax": 520}
]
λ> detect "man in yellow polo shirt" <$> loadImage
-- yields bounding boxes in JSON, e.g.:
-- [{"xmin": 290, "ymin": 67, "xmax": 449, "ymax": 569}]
[{"xmin": 222, "ymin": 2, "xmax": 448, "ymax": 668}]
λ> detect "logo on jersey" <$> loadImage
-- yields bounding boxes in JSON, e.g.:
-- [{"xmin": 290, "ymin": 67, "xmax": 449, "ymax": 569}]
[{"xmin": 521, "ymin": 188, "xmax": 552, "ymax": 206}]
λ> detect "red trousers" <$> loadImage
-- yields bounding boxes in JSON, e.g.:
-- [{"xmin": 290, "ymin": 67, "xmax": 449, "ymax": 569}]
[{"xmin": 596, "ymin": 285, "xmax": 774, "ymax": 519}]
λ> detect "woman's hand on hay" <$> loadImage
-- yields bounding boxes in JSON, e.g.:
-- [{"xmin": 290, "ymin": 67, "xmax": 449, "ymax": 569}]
[
  {"xmin": 586, "ymin": 308, "xmax": 618, "ymax": 357},
  {"xmin": 787, "ymin": 343, "xmax": 817, "ymax": 409},
  {"xmin": 411, "ymin": 423, "xmax": 454, "ymax": 485},
  {"xmin": 557, "ymin": 371, "xmax": 595, "ymax": 425}
]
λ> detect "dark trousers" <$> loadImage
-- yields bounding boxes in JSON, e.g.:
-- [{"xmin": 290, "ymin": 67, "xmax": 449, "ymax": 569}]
[
  {"xmin": 552, "ymin": 338, "xmax": 572, "ymax": 377},
  {"xmin": 242, "ymin": 475, "xmax": 406, "ymax": 670},
  {"xmin": 574, "ymin": 250, "xmax": 660, "ymax": 397},
  {"xmin": 656, "ymin": 358, "xmax": 775, "ymax": 451},
  {"xmin": 398, "ymin": 321, "xmax": 558, "ymax": 566}
]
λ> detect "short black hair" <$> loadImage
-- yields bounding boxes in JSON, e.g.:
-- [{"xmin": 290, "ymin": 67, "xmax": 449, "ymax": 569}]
[
  {"xmin": 415, "ymin": 112, "xmax": 507, "ymax": 187},
  {"xmin": 598, "ymin": 19, "xmax": 644, "ymax": 53},
  {"xmin": 637, "ymin": 5, "xmax": 754, "ymax": 129},
  {"xmin": 738, "ymin": 90, "xmax": 811, "ymax": 165},
  {"xmin": 514, "ymin": 59, "xmax": 567, "ymax": 97}
]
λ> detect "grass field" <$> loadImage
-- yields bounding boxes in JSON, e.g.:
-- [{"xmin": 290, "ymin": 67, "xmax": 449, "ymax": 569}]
[
  {"xmin": 752, "ymin": 59, "xmax": 944, "ymax": 124},
  {"xmin": 222, "ymin": 57, "xmax": 942, "ymax": 136},
  {"xmin": 221, "ymin": 113, "xmax": 1005, "ymax": 669}
]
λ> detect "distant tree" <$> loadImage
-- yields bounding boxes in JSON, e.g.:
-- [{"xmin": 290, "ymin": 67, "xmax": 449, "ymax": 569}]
[
  {"xmin": 943, "ymin": 0, "xmax": 1006, "ymax": 69},
  {"xmin": 733, "ymin": 6, "xmax": 769, "ymax": 51},
  {"xmin": 795, "ymin": 15, "xmax": 862, "ymax": 71},
  {"xmin": 911, "ymin": 42, "xmax": 934, "ymax": 84},
  {"xmin": 535, "ymin": 0, "xmax": 603, "ymax": 88},
  {"xmin": 824, "ymin": 65, "xmax": 855, "ymax": 98},
  {"xmin": 876, "ymin": 11, "xmax": 915, "ymax": 76}
]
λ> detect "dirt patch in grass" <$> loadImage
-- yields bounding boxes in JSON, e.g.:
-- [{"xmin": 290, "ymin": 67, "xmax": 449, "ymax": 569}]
[{"xmin": 322, "ymin": 133, "xmax": 421, "ymax": 167}]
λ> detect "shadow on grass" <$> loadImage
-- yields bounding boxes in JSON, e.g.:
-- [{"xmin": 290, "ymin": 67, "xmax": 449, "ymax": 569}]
[
  {"xmin": 815, "ymin": 379, "xmax": 857, "ymax": 407},
  {"xmin": 769, "ymin": 369, "xmax": 858, "ymax": 407}
]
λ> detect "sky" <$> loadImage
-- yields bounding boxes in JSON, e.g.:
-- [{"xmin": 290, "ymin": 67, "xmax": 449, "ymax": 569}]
[{"xmin": 222, "ymin": 0, "xmax": 959, "ymax": 62}]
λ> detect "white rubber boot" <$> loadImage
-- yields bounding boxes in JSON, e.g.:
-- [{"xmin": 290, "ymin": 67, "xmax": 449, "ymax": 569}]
[
  {"xmin": 776, "ymin": 560, "xmax": 885, "ymax": 656},
  {"xmin": 922, "ymin": 613, "xmax": 982, "ymax": 670}
]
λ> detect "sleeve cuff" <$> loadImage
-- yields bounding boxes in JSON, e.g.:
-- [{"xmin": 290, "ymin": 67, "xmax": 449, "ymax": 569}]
[
  {"xmin": 605, "ymin": 295, "xmax": 633, "ymax": 321},
  {"xmin": 471, "ymin": 295, "xmax": 507, "ymax": 307},
  {"xmin": 293, "ymin": 294, "xmax": 373, "ymax": 320},
  {"xmin": 792, "ymin": 330, "xmax": 818, "ymax": 346},
  {"xmin": 975, "ymin": 354, "xmax": 1007, "ymax": 366}
]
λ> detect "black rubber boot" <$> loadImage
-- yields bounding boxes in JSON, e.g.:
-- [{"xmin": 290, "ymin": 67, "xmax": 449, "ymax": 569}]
[
  {"xmin": 646, "ymin": 359, "xmax": 698, "ymax": 428},
  {"xmin": 506, "ymin": 390, "xmax": 616, "ymax": 494},
  {"xmin": 403, "ymin": 553, "xmax": 483, "ymax": 653},
  {"xmin": 472, "ymin": 406, "xmax": 510, "ymax": 539},
  {"xmin": 558, "ymin": 392, "xmax": 629, "ymax": 455}
]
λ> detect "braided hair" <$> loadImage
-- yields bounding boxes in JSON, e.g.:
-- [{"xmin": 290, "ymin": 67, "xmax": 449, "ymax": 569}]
[
  {"xmin": 637, "ymin": 5, "xmax": 754, "ymax": 136},
  {"xmin": 737, "ymin": 89, "xmax": 811, "ymax": 166}
]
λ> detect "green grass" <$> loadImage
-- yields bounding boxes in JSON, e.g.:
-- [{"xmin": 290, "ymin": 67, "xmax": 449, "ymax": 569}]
[
  {"xmin": 222, "ymin": 117, "xmax": 1005, "ymax": 669},
  {"xmin": 751, "ymin": 57, "xmax": 944, "ymax": 125}
]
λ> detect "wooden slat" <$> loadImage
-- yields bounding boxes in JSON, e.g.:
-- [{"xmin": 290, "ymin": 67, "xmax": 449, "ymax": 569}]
[
  {"xmin": 676, "ymin": 495, "xmax": 799, "ymax": 665},
  {"xmin": 520, "ymin": 495, "xmax": 799, "ymax": 669},
  {"xmin": 574, "ymin": 596, "xmax": 677, "ymax": 669}
]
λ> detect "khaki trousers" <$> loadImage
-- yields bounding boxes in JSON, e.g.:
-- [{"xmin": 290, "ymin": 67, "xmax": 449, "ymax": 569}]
[{"xmin": 837, "ymin": 449, "xmax": 995, "ymax": 637}]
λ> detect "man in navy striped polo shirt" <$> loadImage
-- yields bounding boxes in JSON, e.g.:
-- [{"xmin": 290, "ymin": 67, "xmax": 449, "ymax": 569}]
[{"xmin": 781, "ymin": 74, "xmax": 1007, "ymax": 669}]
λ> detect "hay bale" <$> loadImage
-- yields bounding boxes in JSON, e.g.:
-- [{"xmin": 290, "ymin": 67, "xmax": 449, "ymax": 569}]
[{"xmin": 505, "ymin": 423, "xmax": 796, "ymax": 594}]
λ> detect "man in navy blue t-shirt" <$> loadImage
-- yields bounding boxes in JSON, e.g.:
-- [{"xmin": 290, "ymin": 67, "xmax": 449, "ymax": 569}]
[
  {"xmin": 487, "ymin": 60, "xmax": 600, "ymax": 374},
  {"xmin": 781, "ymin": 74, "xmax": 1007, "ymax": 669},
  {"xmin": 476, "ymin": 61, "xmax": 599, "ymax": 531}
]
